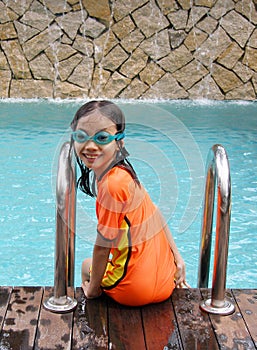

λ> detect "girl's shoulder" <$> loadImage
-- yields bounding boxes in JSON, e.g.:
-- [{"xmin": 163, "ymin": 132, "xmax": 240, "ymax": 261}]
[
  {"xmin": 100, "ymin": 165, "xmax": 132, "ymax": 182},
  {"xmin": 107, "ymin": 166, "xmax": 133, "ymax": 190},
  {"xmin": 98, "ymin": 166, "xmax": 137, "ymax": 201}
]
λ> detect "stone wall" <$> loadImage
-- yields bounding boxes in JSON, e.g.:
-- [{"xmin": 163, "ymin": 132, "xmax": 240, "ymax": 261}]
[{"xmin": 0, "ymin": 0, "xmax": 257, "ymax": 100}]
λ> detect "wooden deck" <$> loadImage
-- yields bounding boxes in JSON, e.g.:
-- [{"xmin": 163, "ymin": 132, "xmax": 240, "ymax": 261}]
[{"xmin": 0, "ymin": 287, "xmax": 256, "ymax": 349}]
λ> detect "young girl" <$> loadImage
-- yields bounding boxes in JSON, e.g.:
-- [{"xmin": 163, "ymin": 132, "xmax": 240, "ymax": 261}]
[{"xmin": 71, "ymin": 100, "xmax": 188, "ymax": 306}]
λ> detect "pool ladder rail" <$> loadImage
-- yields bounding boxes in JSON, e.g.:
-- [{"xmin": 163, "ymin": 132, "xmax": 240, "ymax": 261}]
[
  {"xmin": 44, "ymin": 142, "xmax": 235, "ymax": 315},
  {"xmin": 43, "ymin": 142, "xmax": 77, "ymax": 313},
  {"xmin": 198, "ymin": 144, "xmax": 235, "ymax": 315}
]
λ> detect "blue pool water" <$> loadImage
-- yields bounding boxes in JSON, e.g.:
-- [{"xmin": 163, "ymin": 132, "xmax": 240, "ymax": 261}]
[{"xmin": 1, "ymin": 99, "xmax": 256, "ymax": 288}]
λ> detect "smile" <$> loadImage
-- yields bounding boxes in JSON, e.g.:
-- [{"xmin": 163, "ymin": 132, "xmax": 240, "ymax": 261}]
[{"xmin": 83, "ymin": 153, "xmax": 99, "ymax": 161}]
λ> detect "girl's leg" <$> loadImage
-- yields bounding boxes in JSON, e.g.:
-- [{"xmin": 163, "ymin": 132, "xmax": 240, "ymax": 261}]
[{"xmin": 81, "ymin": 257, "xmax": 92, "ymax": 282}]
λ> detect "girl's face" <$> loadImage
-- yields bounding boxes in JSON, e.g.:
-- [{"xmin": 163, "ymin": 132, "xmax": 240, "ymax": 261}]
[{"xmin": 74, "ymin": 112, "xmax": 121, "ymax": 178}]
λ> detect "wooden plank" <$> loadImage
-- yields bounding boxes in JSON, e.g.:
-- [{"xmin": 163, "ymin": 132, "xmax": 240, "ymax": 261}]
[
  {"xmin": 34, "ymin": 287, "xmax": 74, "ymax": 350},
  {"xmin": 0, "ymin": 287, "xmax": 43, "ymax": 350},
  {"xmin": 0, "ymin": 287, "xmax": 12, "ymax": 330},
  {"xmin": 232, "ymin": 289, "xmax": 257, "ymax": 348},
  {"xmin": 201, "ymin": 289, "xmax": 256, "ymax": 350},
  {"xmin": 108, "ymin": 297, "xmax": 146, "ymax": 350},
  {"xmin": 142, "ymin": 298, "xmax": 182, "ymax": 350},
  {"xmin": 172, "ymin": 288, "xmax": 219, "ymax": 349},
  {"xmin": 72, "ymin": 288, "xmax": 108, "ymax": 349}
]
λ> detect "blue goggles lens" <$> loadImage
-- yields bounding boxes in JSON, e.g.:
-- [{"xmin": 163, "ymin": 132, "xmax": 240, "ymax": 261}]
[{"xmin": 72, "ymin": 130, "xmax": 125, "ymax": 145}]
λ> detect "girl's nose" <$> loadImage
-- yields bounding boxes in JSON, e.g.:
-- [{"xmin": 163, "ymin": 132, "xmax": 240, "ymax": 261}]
[{"xmin": 84, "ymin": 139, "xmax": 99, "ymax": 149}]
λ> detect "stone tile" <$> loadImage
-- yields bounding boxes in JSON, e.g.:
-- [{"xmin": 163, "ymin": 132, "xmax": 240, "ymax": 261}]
[
  {"xmin": 56, "ymin": 10, "xmax": 87, "ymax": 40},
  {"xmin": 235, "ymin": 0, "xmax": 257, "ymax": 25},
  {"xmin": 141, "ymin": 73, "xmax": 188, "ymax": 99},
  {"xmin": 209, "ymin": 0, "xmax": 234, "ymax": 20},
  {"xmin": 43, "ymin": 0, "xmax": 72, "ymax": 14},
  {"xmin": 169, "ymin": 29, "xmax": 186, "ymax": 49},
  {"xmin": 0, "ymin": 22, "xmax": 17, "ymax": 40},
  {"xmin": 249, "ymin": 28, "xmax": 257, "ymax": 49},
  {"xmin": 80, "ymin": 17, "xmax": 106, "ymax": 39},
  {"xmin": 29, "ymin": 53, "xmax": 55, "ymax": 80},
  {"xmin": 10, "ymin": 79, "xmax": 53, "ymax": 98},
  {"xmin": 54, "ymin": 81, "xmax": 88, "ymax": 99},
  {"xmin": 119, "ymin": 78, "xmax": 149, "ymax": 99},
  {"xmin": 112, "ymin": 0, "xmax": 148, "ymax": 22},
  {"xmin": 156, "ymin": 0, "xmax": 179, "ymax": 15},
  {"xmin": 184, "ymin": 28, "xmax": 208, "ymax": 52},
  {"xmin": 119, "ymin": 48, "xmax": 148, "ymax": 79},
  {"xmin": 0, "ymin": 1, "xmax": 18, "ymax": 23},
  {"xmin": 242, "ymin": 47, "xmax": 257, "ymax": 72},
  {"xmin": 196, "ymin": 16, "xmax": 218, "ymax": 35},
  {"xmin": 132, "ymin": 1, "xmax": 169, "ymax": 38},
  {"xmin": 176, "ymin": 0, "xmax": 191, "ymax": 10},
  {"xmin": 101, "ymin": 45, "xmax": 129, "ymax": 71},
  {"xmin": 112, "ymin": 16, "xmax": 135, "ymax": 40},
  {"xmin": 67, "ymin": 0, "xmax": 79, "ymax": 4},
  {"xmin": 233, "ymin": 61, "xmax": 254, "ymax": 82},
  {"xmin": 186, "ymin": 6, "xmax": 209, "ymax": 31},
  {"xmin": 3, "ymin": 0, "xmax": 33, "ymax": 16},
  {"xmin": 172, "ymin": 60, "xmax": 209, "ymax": 90},
  {"xmin": 167, "ymin": 10, "xmax": 188, "ymax": 30},
  {"xmin": 194, "ymin": 27, "xmax": 231, "ymax": 67},
  {"xmin": 120, "ymin": 29, "xmax": 145, "ymax": 53},
  {"xmin": 195, "ymin": 0, "xmax": 216, "ymax": 6},
  {"xmin": 188, "ymin": 74, "xmax": 224, "ymax": 100},
  {"xmin": 0, "ymin": 70, "xmax": 11, "ymax": 98},
  {"xmin": 72, "ymin": 36, "xmax": 94, "ymax": 56},
  {"xmin": 68, "ymin": 57, "xmax": 94, "ymax": 89},
  {"xmin": 140, "ymin": 29, "xmax": 171, "ymax": 60},
  {"xmin": 225, "ymin": 81, "xmax": 256, "ymax": 100},
  {"xmin": 89, "ymin": 66, "xmax": 111, "ymax": 98},
  {"xmin": 82, "ymin": 0, "xmax": 111, "ymax": 24},
  {"xmin": 158, "ymin": 45, "xmax": 193, "ymax": 73},
  {"xmin": 61, "ymin": 34, "xmax": 73, "ymax": 45},
  {"xmin": 1, "ymin": 39, "xmax": 31, "ymax": 79},
  {"xmin": 20, "ymin": 0, "xmax": 55, "ymax": 31},
  {"xmin": 14, "ymin": 21, "xmax": 40, "ymax": 45},
  {"xmin": 139, "ymin": 62, "xmax": 165, "ymax": 86},
  {"xmin": 22, "ymin": 24, "xmax": 62, "ymax": 61},
  {"xmin": 45, "ymin": 43, "xmax": 77, "ymax": 63},
  {"xmin": 211, "ymin": 63, "xmax": 242, "ymax": 92},
  {"xmin": 0, "ymin": 51, "xmax": 8, "ymax": 70},
  {"xmin": 57, "ymin": 53, "xmax": 83, "ymax": 81},
  {"xmin": 94, "ymin": 30, "xmax": 118, "ymax": 63},
  {"xmin": 102, "ymin": 71, "xmax": 131, "ymax": 98},
  {"xmin": 217, "ymin": 42, "xmax": 244, "ymax": 69},
  {"xmin": 252, "ymin": 72, "xmax": 257, "ymax": 94},
  {"xmin": 220, "ymin": 10, "xmax": 255, "ymax": 48}
]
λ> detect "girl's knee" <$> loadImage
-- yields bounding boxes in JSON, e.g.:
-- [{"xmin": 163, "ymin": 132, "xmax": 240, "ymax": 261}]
[{"xmin": 81, "ymin": 258, "xmax": 92, "ymax": 282}]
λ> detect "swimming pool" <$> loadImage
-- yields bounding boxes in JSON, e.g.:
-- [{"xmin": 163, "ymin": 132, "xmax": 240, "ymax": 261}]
[{"xmin": 1, "ymin": 99, "xmax": 256, "ymax": 288}]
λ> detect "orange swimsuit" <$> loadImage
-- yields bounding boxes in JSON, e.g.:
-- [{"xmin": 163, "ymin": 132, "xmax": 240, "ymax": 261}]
[{"xmin": 96, "ymin": 166, "xmax": 176, "ymax": 306}]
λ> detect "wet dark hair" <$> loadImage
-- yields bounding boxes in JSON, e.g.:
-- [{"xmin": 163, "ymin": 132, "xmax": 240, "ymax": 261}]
[{"xmin": 70, "ymin": 100, "xmax": 140, "ymax": 197}]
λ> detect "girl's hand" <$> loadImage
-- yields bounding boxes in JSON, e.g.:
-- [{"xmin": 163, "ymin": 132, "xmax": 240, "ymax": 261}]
[
  {"xmin": 174, "ymin": 257, "xmax": 190, "ymax": 289},
  {"xmin": 81, "ymin": 281, "xmax": 102, "ymax": 299}
]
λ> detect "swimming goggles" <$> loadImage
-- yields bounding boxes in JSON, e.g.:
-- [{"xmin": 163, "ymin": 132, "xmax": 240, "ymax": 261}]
[{"xmin": 72, "ymin": 129, "xmax": 125, "ymax": 145}]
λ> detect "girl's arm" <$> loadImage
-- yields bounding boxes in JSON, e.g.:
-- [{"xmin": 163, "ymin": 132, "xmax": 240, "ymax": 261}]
[
  {"xmin": 163, "ymin": 224, "xmax": 190, "ymax": 288},
  {"xmin": 82, "ymin": 233, "xmax": 111, "ymax": 299}
]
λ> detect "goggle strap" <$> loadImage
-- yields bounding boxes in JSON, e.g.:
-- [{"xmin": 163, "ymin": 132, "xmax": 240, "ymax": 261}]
[{"xmin": 115, "ymin": 132, "xmax": 125, "ymax": 141}]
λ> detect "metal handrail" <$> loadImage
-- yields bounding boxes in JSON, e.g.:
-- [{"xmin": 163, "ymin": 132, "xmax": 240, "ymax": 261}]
[
  {"xmin": 44, "ymin": 142, "xmax": 77, "ymax": 313},
  {"xmin": 198, "ymin": 144, "xmax": 235, "ymax": 315}
]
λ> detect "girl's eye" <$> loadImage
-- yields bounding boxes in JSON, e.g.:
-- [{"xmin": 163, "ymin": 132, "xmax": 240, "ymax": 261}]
[
  {"xmin": 95, "ymin": 132, "xmax": 111, "ymax": 143},
  {"xmin": 77, "ymin": 133, "xmax": 86, "ymax": 140},
  {"xmin": 72, "ymin": 130, "xmax": 89, "ymax": 143}
]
